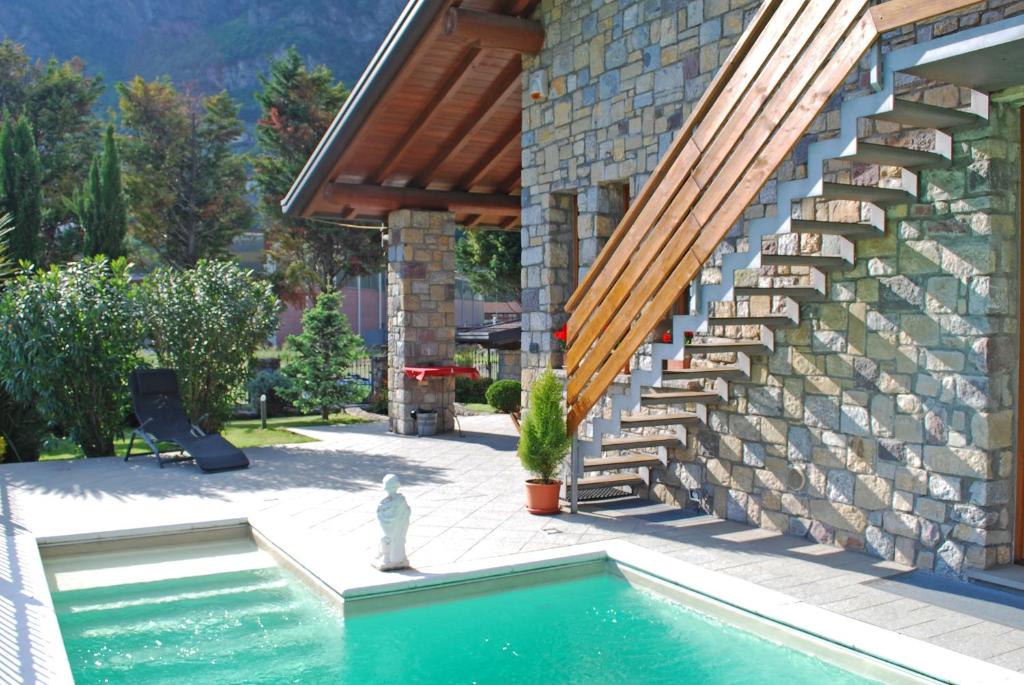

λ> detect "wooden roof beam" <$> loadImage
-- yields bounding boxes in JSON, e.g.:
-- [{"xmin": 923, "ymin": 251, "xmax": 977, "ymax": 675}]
[
  {"xmin": 370, "ymin": 46, "xmax": 488, "ymax": 185},
  {"xmin": 324, "ymin": 182, "xmax": 521, "ymax": 217},
  {"xmin": 444, "ymin": 8, "xmax": 544, "ymax": 54},
  {"xmin": 415, "ymin": 60, "xmax": 522, "ymax": 187}
]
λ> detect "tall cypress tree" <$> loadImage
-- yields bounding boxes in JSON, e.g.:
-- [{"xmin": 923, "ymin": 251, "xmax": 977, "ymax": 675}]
[
  {"xmin": 80, "ymin": 124, "xmax": 127, "ymax": 258},
  {"xmin": 0, "ymin": 113, "xmax": 43, "ymax": 264}
]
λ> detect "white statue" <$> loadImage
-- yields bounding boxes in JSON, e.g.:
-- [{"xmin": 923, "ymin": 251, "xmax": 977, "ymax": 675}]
[{"xmin": 373, "ymin": 474, "xmax": 411, "ymax": 570}]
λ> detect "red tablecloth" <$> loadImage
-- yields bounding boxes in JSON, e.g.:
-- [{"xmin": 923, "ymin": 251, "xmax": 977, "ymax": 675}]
[{"xmin": 403, "ymin": 366, "xmax": 481, "ymax": 382}]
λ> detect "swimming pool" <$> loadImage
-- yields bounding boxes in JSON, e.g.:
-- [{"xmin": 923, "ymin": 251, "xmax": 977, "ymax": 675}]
[{"xmin": 52, "ymin": 559, "xmax": 919, "ymax": 684}]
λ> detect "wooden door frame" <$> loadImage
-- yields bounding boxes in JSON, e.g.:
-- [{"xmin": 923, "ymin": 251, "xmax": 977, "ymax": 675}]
[{"xmin": 1015, "ymin": 110, "xmax": 1024, "ymax": 562}]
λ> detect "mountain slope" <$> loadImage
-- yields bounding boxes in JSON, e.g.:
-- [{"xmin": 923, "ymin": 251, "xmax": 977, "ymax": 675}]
[{"xmin": 0, "ymin": 0, "xmax": 407, "ymax": 123}]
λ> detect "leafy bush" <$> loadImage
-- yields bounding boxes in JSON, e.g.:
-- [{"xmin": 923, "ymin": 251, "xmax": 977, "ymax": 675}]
[
  {"xmin": 246, "ymin": 369, "xmax": 295, "ymax": 418},
  {"xmin": 0, "ymin": 258, "xmax": 143, "ymax": 456},
  {"xmin": 280, "ymin": 291, "xmax": 366, "ymax": 419},
  {"xmin": 0, "ymin": 389, "xmax": 45, "ymax": 462},
  {"xmin": 456, "ymin": 376, "xmax": 492, "ymax": 404},
  {"xmin": 141, "ymin": 260, "xmax": 280, "ymax": 431},
  {"xmin": 486, "ymin": 379, "xmax": 521, "ymax": 414},
  {"xmin": 517, "ymin": 369, "xmax": 571, "ymax": 483}
]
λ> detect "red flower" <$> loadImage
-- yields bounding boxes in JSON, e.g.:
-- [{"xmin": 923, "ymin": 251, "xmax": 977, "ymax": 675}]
[
  {"xmin": 553, "ymin": 324, "xmax": 568, "ymax": 342},
  {"xmin": 662, "ymin": 330, "xmax": 672, "ymax": 343}
]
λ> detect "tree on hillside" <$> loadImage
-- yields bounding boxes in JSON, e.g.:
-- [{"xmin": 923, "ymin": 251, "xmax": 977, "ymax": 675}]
[
  {"xmin": 0, "ymin": 114, "xmax": 43, "ymax": 264},
  {"xmin": 455, "ymin": 229, "xmax": 522, "ymax": 301},
  {"xmin": 253, "ymin": 48, "xmax": 385, "ymax": 298},
  {"xmin": 118, "ymin": 77, "xmax": 253, "ymax": 268},
  {"xmin": 75, "ymin": 124, "xmax": 127, "ymax": 258},
  {"xmin": 0, "ymin": 41, "xmax": 104, "ymax": 261},
  {"xmin": 281, "ymin": 291, "xmax": 366, "ymax": 420}
]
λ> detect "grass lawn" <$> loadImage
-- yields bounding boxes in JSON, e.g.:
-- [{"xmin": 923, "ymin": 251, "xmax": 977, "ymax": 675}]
[
  {"xmin": 39, "ymin": 413, "xmax": 370, "ymax": 461},
  {"xmin": 462, "ymin": 403, "xmax": 497, "ymax": 414}
]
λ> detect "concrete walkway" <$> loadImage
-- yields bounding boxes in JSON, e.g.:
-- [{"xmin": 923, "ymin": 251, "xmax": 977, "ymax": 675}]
[{"xmin": 4, "ymin": 415, "xmax": 1024, "ymax": 681}]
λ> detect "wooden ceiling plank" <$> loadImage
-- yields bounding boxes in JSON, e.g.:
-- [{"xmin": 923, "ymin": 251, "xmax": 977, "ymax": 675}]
[
  {"xmin": 371, "ymin": 46, "xmax": 487, "ymax": 184},
  {"xmin": 414, "ymin": 59, "xmax": 522, "ymax": 187},
  {"xmin": 457, "ymin": 119, "xmax": 521, "ymax": 190}
]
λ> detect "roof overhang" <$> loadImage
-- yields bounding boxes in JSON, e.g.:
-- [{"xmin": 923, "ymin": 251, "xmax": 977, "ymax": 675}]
[{"xmin": 282, "ymin": 0, "xmax": 540, "ymax": 230}]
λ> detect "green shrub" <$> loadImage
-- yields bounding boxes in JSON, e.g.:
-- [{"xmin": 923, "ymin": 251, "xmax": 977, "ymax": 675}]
[
  {"xmin": 517, "ymin": 369, "xmax": 571, "ymax": 483},
  {"xmin": 280, "ymin": 292, "xmax": 366, "ymax": 420},
  {"xmin": 0, "ymin": 258, "xmax": 143, "ymax": 456},
  {"xmin": 456, "ymin": 376, "xmax": 492, "ymax": 404},
  {"xmin": 141, "ymin": 260, "xmax": 280, "ymax": 432},
  {"xmin": 486, "ymin": 379, "xmax": 521, "ymax": 414},
  {"xmin": 0, "ymin": 389, "xmax": 45, "ymax": 462},
  {"xmin": 246, "ymin": 369, "xmax": 295, "ymax": 418}
]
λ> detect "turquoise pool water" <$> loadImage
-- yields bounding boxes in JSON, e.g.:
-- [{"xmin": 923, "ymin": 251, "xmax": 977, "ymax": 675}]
[{"xmin": 54, "ymin": 568, "xmax": 888, "ymax": 684}]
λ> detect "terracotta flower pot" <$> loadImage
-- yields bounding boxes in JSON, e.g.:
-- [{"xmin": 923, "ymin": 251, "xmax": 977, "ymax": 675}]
[{"xmin": 525, "ymin": 479, "xmax": 562, "ymax": 515}]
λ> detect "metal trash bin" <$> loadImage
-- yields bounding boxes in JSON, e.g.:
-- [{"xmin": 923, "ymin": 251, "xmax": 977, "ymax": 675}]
[{"xmin": 416, "ymin": 409, "xmax": 438, "ymax": 436}]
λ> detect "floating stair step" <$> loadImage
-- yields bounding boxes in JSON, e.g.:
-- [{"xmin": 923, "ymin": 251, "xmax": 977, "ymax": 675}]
[
  {"xmin": 732, "ymin": 284, "xmax": 825, "ymax": 300},
  {"xmin": 871, "ymin": 98, "xmax": 985, "ymax": 130},
  {"xmin": 818, "ymin": 182, "xmax": 915, "ymax": 206},
  {"xmin": 584, "ymin": 453, "xmax": 662, "ymax": 472},
  {"xmin": 708, "ymin": 314, "xmax": 797, "ymax": 329},
  {"xmin": 640, "ymin": 389, "xmax": 724, "ymax": 406},
  {"xmin": 620, "ymin": 411, "xmax": 702, "ymax": 428},
  {"xmin": 788, "ymin": 218, "xmax": 883, "ymax": 239},
  {"xmin": 577, "ymin": 473, "xmax": 644, "ymax": 490},
  {"xmin": 661, "ymin": 366, "xmax": 747, "ymax": 382},
  {"xmin": 601, "ymin": 435, "xmax": 682, "ymax": 451},
  {"xmin": 761, "ymin": 253, "xmax": 853, "ymax": 271},
  {"xmin": 841, "ymin": 142, "xmax": 948, "ymax": 168},
  {"xmin": 685, "ymin": 340, "xmax": 771, "ymax": 355}
]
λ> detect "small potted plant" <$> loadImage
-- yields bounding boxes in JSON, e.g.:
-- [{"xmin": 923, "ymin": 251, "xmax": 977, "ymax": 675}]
[{"xmin": 518, "ymin": 368, "xmax": 571, "ymax": 515}]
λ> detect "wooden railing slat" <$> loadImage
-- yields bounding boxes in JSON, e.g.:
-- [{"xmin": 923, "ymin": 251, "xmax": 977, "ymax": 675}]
[
  {"xmin": 565, "ymin": 0, "xmax": 862, "ymax": 402},
  {"xmin": 563, "ymin": 0, "xmax": 787, "ymax": 318},
  {"xmin": 870, "ymin": 0, "xmax": 981, "ymax": 34}
]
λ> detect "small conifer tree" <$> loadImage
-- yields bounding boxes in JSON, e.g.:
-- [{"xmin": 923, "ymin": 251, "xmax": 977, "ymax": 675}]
[
  {"xmin": 517, "ymin": 368, "xmax": 571, "ymax": 483},
  {"xmin": 0, "ymin": 113, "xmax": 42, "ymax": 264},
  {"xmin": 78, "ymin": 125, "xmax": 127, "ymax": 259},
  {"xmin": 282, "ymin": 292, "xmax": 366, "ymax": 420}
]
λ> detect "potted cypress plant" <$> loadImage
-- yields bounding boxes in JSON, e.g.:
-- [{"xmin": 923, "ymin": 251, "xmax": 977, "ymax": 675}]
[{"xmin": 518, "ymin": 368, "xmax": 572, "ymax": 515}]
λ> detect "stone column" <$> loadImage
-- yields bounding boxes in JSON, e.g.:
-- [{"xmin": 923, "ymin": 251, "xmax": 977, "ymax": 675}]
[{"xmin": 386, "ymin": 210, "xmax": 457, "ymax": 435}]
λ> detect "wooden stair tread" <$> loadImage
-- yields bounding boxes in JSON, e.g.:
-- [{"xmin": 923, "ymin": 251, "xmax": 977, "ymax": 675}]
[
  {"xmin": 620, "ymin": 411, "xmax": 702, "ymax": 427},
  {"xmin": 872, "ymin": 99, "xmax": 984, "ymax": 129},
  {"xmin": 577, "ymin": 473, "xmax": 645, "ymax": 489},
  {"xmin": 841, "ymin": 142, "xmax": 947, "ymax": 168},
  {"xmin": 584, "ymin": 453, "xmax": 662, "ymax": 471},
  {"xmin": 789, "ymin": 219, "xmax": 882, "ymax": 238},
  {"xmin": 761, "ymin": 253, "xmax": 853, "ymax": 271},
  {"xmin": 602, "ymin": 434, "xmax": 682, "ymax": 450},
  {"xmin": 819, "ymin": 182, "xmax": 915, "ymax": 205}
]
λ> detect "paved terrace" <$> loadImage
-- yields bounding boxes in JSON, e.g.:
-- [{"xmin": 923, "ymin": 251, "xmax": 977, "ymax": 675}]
[{"xmin": 4, "ymin": 415, "xmax": 1024, "ymax": 682}]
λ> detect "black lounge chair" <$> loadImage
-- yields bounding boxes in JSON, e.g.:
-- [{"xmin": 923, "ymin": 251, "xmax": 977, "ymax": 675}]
[{"xmin": 125, "ymin": 369, "xmax": 250, "ymax": 472}]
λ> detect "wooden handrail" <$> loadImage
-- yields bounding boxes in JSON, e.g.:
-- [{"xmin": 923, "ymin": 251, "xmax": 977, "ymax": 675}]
[{"xmin": 563, "ymin": 0, "xmax": 980, "ymax": 434}]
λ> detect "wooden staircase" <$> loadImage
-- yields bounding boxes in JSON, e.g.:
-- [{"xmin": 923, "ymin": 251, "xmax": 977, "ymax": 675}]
[{"xmin": 562, "ymin": 0, "xmax": 989, "ymax": 510}]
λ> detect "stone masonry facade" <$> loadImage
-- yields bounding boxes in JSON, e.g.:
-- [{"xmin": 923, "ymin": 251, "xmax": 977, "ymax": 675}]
[
  {"xmin": 520, "ymin": 0, "xmax": 1024, "ymax": 574},
  {"xmin": 387, "ymin": 210, "xmax": 457, "ymax": 435}
]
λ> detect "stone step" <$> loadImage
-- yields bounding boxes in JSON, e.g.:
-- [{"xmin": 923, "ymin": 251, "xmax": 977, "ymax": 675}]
[
  {"xmin": 584, "ymin": 453, "xmax": 663, "ymax": 472},
  {"xmin": 733, "ymin": 268, "xmax": 827, "ymax": 301},
  {"xmin": 787, "ymin": 218, "xmax": 883, "ymax": 239},
  {"xmin": 818, "ymin": 182, "xmax": 916, "ymax": 206},
  {"xmin": 640, "ymin": 389, "xmax": 725, "ymax": 406},
  {"xmin": 708, "ymin": 313, "xmax": 798, "ymax": 329},
  {"xmin": 577, "ymin": 473, "xmax": 645, "ymax": 490},
  {"xmin": 685, "ymin": 339, "xmax": 772, "ymax": 355},
  {"xmin": 761, "ymin": 253, "xmax": 854, "ymax": 271},
  {"xmin": 661, "ymin": 365, "xmax": 747, "ymax": 382},
  {"xmin": 620, "ymin": 411, "xmax": 702, "ymax": 428},
  {"xmin": 601, "ymin": 434, "xmax": 681, "ymax": 452},
  {"xmin": 871, "ymin": 97, "xmax": 986, "ymax": 130},
  {"xmin": 839, "ymin": 142, "xmax": 948, "ymax": 168}
]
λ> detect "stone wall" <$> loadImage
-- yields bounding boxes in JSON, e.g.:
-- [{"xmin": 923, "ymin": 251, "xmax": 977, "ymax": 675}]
[
  {"xmin": 521, "ymin": 0, "xmax": 1024, "ymax": 573},
  {"xmin": 387, "ymin": 210, "xmax": 457, "ymax": 435}
]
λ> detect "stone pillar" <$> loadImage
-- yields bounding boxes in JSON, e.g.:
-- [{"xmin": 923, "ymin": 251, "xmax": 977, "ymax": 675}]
[{"xmin": 386, "ymin": 210, "xmax": 456, "ymax": 435}]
